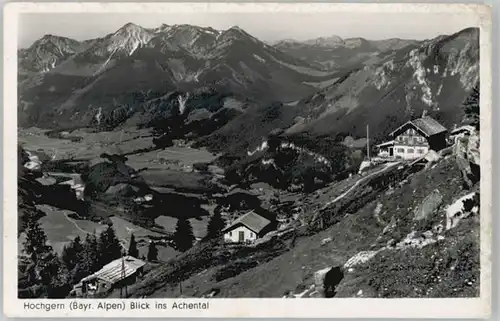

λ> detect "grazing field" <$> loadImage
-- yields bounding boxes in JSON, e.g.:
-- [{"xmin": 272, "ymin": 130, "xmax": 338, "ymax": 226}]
[
  {"xmin": 18, "ymin": 204, "xmax": 178, "ymax": 262},
  {"xmin": 141, "ymin": 170, "xmax": 212, "ymax": 190},
  {"xmin": 109, "ymin": 216, "xmax": 180, "ymax": 262},
  {"xmin": 17, "ymin": 205, "xmax": 107, "ymax": 255},
  {"xmin": 18, "ymin": 127, "xmax": 155, "ymax": 163},
  {"xmin": 126, "ymin": 147, "xmax": 219, "ymax": 172}
]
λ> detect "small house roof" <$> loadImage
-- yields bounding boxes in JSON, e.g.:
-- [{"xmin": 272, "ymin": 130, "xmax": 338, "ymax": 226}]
[
  {"xmin": 223, "ymin": 210, "xmax": 271, "ymax": 234},
  {"xmin": 81, "ymin": 256, "xmax": 145, "ymax": 285},
  {"xmin": 390, "ymin": 116, "xmax": 447, "ymax": 137},
  {"xmin": 450, "ymin": 125, "xmax": 475, "ymax": 135}
]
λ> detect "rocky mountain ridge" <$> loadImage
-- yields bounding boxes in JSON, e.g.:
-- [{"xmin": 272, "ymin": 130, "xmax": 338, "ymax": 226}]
[{"xmin": 18, "ymin": 23, "xmax": 337, "ymax": 128}]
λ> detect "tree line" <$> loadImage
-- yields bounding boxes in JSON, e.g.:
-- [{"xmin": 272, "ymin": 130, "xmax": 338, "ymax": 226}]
[
  {"xmin": 18, "ymin": 219, "xmax": 158, "ymax": 299},
  {"xmin": 18, "ymin": 207, "xmax": 227, "ymax": 298}
]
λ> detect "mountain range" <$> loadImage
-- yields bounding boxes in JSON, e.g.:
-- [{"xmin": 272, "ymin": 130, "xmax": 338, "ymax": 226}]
[
  {"xmin": 18, "ymin": 23, "xmax": 479, "ymax": 154},
  {"xmin": 273, "ymin": 36, "xmax": 419, "ymax": 70},
  {"xmin": 18, "ymin": 23, "xmax": 337, "ymax": 129},
  {"xmin": 17, "ymin": 22, "xmax": 482, "ymax": 300}
]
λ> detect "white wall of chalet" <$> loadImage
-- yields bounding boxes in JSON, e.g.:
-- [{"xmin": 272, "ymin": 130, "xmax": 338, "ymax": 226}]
[{"xmin": 224, "ymin": 225, "xmax": 257, "ymax": 243}]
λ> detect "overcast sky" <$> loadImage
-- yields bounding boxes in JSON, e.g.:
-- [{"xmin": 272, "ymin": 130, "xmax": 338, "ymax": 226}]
[{"xmin": 19, "ymin": 12, "xmax": 479, "ymax": 48}]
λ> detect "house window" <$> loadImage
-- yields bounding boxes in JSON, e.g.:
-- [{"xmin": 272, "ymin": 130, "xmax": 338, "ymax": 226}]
[
  {"xmin": 417, "ymin": 149, "xmax": 425, "ymax": 154},
  {"xmin": 407, "ymin": 148, "xmax": 414, "ymax": 153},
  {"xmin": 229, "ymin": 231, "xmax": 232, "ymax": 236},
  {"xmin": 397, "ymin": 148, "xmax": 404, "ymax": 153}
]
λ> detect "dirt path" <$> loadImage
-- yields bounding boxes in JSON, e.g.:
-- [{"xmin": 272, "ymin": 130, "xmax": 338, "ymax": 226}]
[
  {"xmin": 63, "ymin": 212, "xmax": 94, "ymax": 235},
  {"xmin": 321, "ymin": 161, "xmax": 401, "ymax": 211}
]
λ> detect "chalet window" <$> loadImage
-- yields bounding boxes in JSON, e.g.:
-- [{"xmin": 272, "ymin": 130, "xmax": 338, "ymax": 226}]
[
  {"xmin": 417, "ymin": 149, "xmax": 425, "ymax": 154},
  {"xmin": 229, "ymin": 231, "xmax": 232, "ymax": 236},
  {"xmin": 397, "ymin": 148, "xmax": 404, "ymax": 153},
  {"xmin": 407, "ymin": 148, "xmax": 414, "ymax": 153}
]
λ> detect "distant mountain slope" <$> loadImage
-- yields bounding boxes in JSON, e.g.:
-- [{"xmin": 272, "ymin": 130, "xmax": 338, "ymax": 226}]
[
  {"xmin": 18, "ymin": 35, "xmax": 89, "ymax": 82},
  {"xmin": 191, "ymin": 28, "xmax": 478, "ymax": 157},
  {"xmin": 280, "ymin": 27, "xmax": 479, "ymax": 143},
  {"xmin": 18, "ymin": 23, "xmax": 336, "ymax": 129},
  {"xmin": 274, "ymin": 36, "xmax": 419, "ymax": 70}
]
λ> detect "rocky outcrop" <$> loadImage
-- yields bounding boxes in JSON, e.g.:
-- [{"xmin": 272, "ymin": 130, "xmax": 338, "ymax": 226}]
[
  {"xmin": 413, "ymin": 189, "xmax": 443, "ymax": 221},
  {"xmin": 445, "ymin": 192, "xmax": 479, "ymax": 230},
  {"xmin": 454, "ymin": 131, "xmax": 480, "ymax": 189}
]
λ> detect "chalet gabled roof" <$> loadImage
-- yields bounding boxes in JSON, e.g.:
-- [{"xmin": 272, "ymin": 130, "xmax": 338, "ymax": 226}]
[
  {"xmin": 389, "ymin": 116, "xmax": 447, "ymax": 138},
  {"xmin": 81, "ymin": 256, "xmax": 145, "ymax": 285},
  {"xmin": 222, "ymin": 210, "xmax": 271, "ymax": 234}
]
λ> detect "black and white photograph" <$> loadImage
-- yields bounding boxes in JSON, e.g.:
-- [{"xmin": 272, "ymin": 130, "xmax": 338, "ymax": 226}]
[{"xmin": 3, "ymin": 2, "xmax": 492, "ymax": 319}]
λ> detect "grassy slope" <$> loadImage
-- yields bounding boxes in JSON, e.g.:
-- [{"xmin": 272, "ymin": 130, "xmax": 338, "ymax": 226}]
[{"xmin": 128, "ymin": 155, "xmax": 479, "ymax": 298}]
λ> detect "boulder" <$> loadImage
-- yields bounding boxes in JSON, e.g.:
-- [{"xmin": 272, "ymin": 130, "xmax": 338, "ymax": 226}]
[
  {"xmin": 424, "ymin": 150, "xmax": 440, "ymax": 163},
  {"xmin": 344, "ymin": 251, "xmax": 379, "ymax": 268},
  {"xmin": 358, "ymin": 160, "xmax": 372, "ymax": 174},
  {"xmin": 413, "ymin": 189, "xmax": 443, "ymax": 221},
  {"xmin": 321, "ymin": 237, "xmax": 333, "ymax": 246},
  {"xmin": 314, "ymin": 267, "xmax": 331, "ymax": 296},
  {"xmin": 313, "ymin": 266, "xmax": 345, "ymax": 298}
]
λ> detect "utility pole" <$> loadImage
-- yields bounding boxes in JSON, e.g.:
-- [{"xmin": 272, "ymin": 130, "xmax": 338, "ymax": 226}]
[
  {"xmin": 120, "ymin": 253, "xmax": 128, "ymax": 298},
  {"xmin": 366, "ymin": 124, "xmax": 370, "ymax": 161}
]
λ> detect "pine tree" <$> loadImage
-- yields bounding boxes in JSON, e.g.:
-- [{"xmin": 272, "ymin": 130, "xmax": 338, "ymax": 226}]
[
  {"xmin": 173, "ymin": 218, "xmax": 195, "ymax": 252},
  {"xmin": 464, "ymin": 83, "xmax": 480, "ymax": 130},
  {"xmin": 206, "ymin": 211, "xmax": 226, "ymax": 239},
  {"xmin": 97, "ymin": 224, "xmax": 123, "ymax": 266},
  {"xmin": 21, "ymin": 219, "xmax": 63, "ymax": 296},
  {"xmin": 61, "ymin": 236, "xmax": 84, "ymax": 271},
  {"xmin": 22, "ymin": 219, "xmax": 52, "ymax": 263},
  {"xmin": 146, "ymin": 241, "xmax": 158, "ymax": 262},
  {"xmin": 128, "ymin": 234, "xmax": 139, "ymax": 258},
  {"xmin": 71, "ymin": 233, "xmax": 99, "ymax": 284},
  {"xmin": 83, "ymin": 233, "xmax": 100, "ymax": 272},
  {"xmin": 43, "ymin": 254, "xmax": 71, "ymax": 298}
]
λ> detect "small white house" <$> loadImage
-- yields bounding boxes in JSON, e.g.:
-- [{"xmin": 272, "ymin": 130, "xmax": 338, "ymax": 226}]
[{"xmin": 223, "ymin": 211, "xmax": 276, "ymax": 243}]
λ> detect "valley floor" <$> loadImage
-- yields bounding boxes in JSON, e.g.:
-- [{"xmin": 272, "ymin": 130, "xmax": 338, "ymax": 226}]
[{"xmin": 17, "ymin": 127, "xmax": 480, "ymax": 299}]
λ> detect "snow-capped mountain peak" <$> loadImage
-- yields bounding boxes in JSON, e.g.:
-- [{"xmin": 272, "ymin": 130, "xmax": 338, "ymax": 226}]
[{"xmin": 98, "ymin": 22, "xmax": 154, "ymax": 56}]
